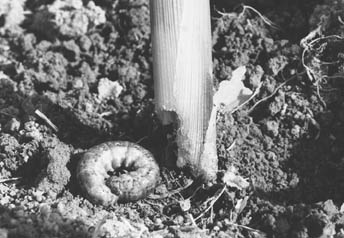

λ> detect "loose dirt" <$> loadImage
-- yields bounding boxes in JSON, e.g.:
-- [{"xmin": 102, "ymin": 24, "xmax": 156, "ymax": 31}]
[{"xmin": 1, "ymin": 0, "xmax": 344, "ymax": 237}]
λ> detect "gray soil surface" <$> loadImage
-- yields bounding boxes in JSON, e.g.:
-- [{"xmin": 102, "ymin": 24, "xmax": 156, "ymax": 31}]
[{"xmin": 1, "ymin": 0, "xmax": 344, "ymax": 237}]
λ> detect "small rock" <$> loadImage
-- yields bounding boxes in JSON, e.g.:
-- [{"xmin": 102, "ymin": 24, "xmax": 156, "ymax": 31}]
[{"xmin": 97, "ymin": 78, "xmax": 123, "ymax": 100}]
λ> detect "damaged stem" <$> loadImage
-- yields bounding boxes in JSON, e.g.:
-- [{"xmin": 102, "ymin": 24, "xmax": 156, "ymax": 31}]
[{"xmin": 150, "ymin": 0, "xmax": 217, "ymax": 180}]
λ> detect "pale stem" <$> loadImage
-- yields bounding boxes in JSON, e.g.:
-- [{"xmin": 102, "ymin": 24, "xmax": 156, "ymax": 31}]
[{"xmin": 150, "ymin": 0, "xmax": 217, "ymax": 180}]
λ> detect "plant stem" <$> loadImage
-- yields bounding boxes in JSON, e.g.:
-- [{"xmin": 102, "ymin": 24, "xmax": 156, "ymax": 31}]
[{"xmin": 150, "ymin": 0, "xmax": 217, "ymax": 180}]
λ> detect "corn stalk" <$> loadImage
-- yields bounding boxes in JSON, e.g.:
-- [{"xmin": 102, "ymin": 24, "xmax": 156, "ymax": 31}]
[{"xmin": 150, "ymin": 0, "xmax": 217, "ymax": 180}]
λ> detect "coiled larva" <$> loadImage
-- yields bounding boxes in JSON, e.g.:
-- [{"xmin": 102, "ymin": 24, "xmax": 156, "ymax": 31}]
[{"xmin": 76, "ymin": 141, "xmax": 160, "ymax": 206}]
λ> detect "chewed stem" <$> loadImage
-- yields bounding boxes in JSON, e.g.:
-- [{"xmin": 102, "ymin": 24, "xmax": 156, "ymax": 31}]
[{"xmin": 150, "ymin": 0, "xmax": 217, "ymax": 180}]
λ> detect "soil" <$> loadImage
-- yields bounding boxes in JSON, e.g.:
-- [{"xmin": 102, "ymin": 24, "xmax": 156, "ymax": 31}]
[{"xmin": 1, "ymin": 0, "xmax": 344, "ymax": 237}]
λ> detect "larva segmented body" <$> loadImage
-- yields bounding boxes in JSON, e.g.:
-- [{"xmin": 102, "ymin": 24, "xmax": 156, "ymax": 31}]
[{"xmin": 76, "ymin": 141, "xmax": 160, "ymax": 206}]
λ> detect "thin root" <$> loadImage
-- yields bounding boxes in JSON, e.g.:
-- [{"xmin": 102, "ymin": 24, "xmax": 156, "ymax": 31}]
[
  {"xmin": 188, "ymin": 213, "xmax": 197, "ymax": 227},
  {"xmin": 215, "ymin": 5, "xmax": 279, "ymax": 30},
  {"xmin": 239, "ymin": 5, "xmax": 280, "ymax": 30},
  {"xmin": 316, "ymin": 83, "xmax": 327, "ymax": 108},
  {"xmin": 195, "ymin": 185, "xmax": 226, "ymax": 221},
  {"xmin": 301, "ymin": 33, "xmax": 343, "ymax": 82},
  {"xmin": 232, "ymin": 82, "xmax": 262, "ymax": 114},
  {"xmin": 248, "ymin": 72, "xmax": 304, "ymax": 114}
]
